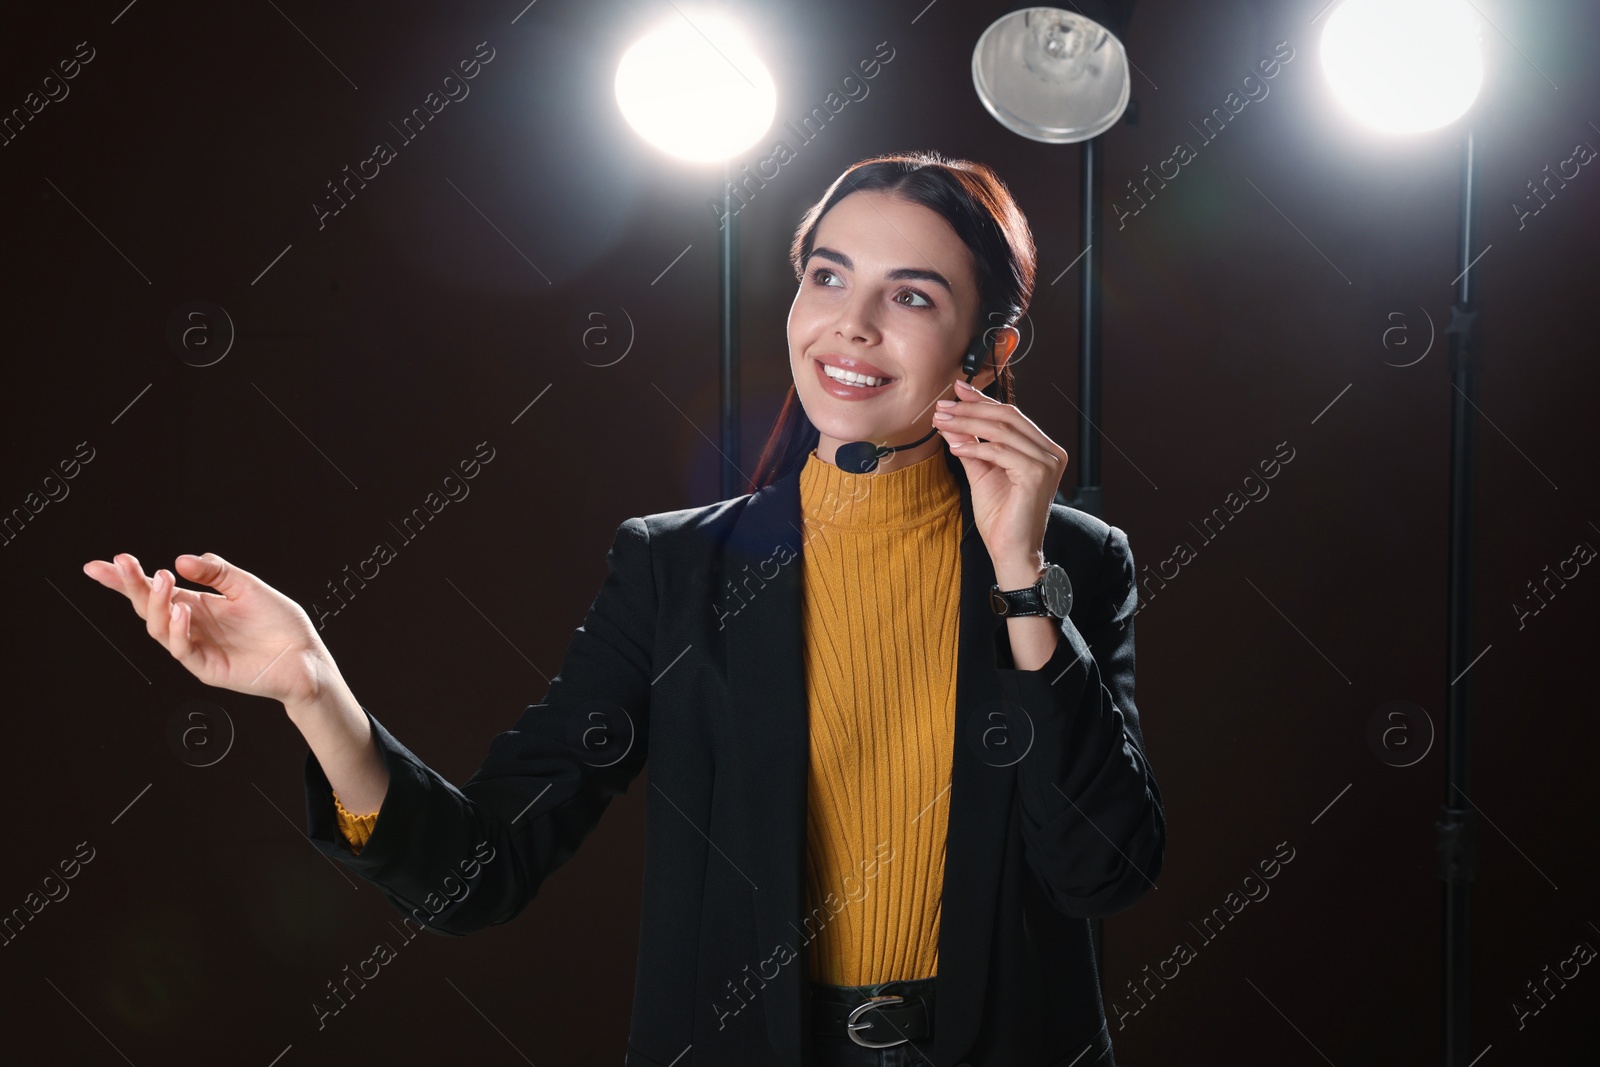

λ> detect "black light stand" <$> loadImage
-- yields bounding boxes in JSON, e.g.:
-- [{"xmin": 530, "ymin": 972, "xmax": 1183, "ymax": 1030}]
[
  {"xmin": 1440, "ymin": 126, "xmax": 1484, "ymax": 1067},
  {"xmin": 1068, "ymin": 130, "xmax": 1109, "ymax": 992},
  {"xmin": 1067, "ymin": 131, "xmax": 1105, "ymax": 521},
  {"xmin": 720, "ymin": 158, "xmax": 742, "ymax": 500}
]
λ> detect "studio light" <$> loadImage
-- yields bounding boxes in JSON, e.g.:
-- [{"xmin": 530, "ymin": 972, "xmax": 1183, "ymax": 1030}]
[
  {"xmin": 1318, "ymin": 4, "xmax": 1499, "ymax": 1064},
  {"xmin": 614, "ymin": 11, "xmax": 777, "ymax": 496},
  {"xmin": 614, "ymin": 11, "xmax": 776, "ymax": 162},
  {"xmin": 972, "ymin": 7, "xmax": 1131, "ymax": 144},
  {"xmin": 1319, "ymin": 0, "xmax": 1484, "ymax": 134}
]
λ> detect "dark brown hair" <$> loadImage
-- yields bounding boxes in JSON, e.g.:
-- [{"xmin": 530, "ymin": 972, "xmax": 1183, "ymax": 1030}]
[{"xmin": 748, "ymin": 150, "xmax": 1038, "ymax": 492}]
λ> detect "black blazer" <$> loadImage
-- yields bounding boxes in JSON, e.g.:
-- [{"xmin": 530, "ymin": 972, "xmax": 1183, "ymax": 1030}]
[{"xmin": 302, "ymin": 446, "xmax": 1165, "ymax": 1067}]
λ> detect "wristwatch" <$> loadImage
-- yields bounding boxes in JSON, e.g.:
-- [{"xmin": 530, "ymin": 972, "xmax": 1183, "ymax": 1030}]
[{"xmin": 990, "ymin": 562, "xmax": 1072, "ymax": 619}]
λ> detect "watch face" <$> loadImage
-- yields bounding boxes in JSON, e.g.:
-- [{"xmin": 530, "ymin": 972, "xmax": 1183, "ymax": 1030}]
[{"xmin": 1042, "ymin": 564, "xmax": 1073, "ymax": 617}]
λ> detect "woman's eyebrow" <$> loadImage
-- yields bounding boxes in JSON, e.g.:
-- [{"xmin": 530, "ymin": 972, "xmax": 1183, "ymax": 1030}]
[{"xmin": 809, "ymin": 246, "xmax": 952, "ymax": 294}]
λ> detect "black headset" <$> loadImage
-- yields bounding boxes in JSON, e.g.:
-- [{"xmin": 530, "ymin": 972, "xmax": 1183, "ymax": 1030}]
[
  {"xmin": 833, "ymin": 325, "xmax": 1007, "ymax": 474},
  {"xmin": 961, "ymin": 327, "xmax": 997, "ymax": 385}
]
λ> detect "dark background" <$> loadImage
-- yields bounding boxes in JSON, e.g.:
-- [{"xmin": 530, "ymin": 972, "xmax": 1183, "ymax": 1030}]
[{"xmin": 3, "ymin": 0, "xmax": 1596, "ymax": 1063}]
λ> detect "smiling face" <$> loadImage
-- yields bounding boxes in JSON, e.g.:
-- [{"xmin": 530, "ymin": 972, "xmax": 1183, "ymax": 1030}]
[{"xmin": 787, "ymin": 188, "xmax": 1013, "ymax": 474}]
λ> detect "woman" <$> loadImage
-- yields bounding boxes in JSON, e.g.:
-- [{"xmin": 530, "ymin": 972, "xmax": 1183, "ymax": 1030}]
[{"xmin": 84, "ymin": 151, "xmax": 1163, "ymax": 1066}]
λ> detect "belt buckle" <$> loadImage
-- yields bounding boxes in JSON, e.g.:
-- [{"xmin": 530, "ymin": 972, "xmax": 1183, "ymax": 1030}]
[{"xmin": 846, "ymin": 994, "xmax": 909, "ymax": 1048}]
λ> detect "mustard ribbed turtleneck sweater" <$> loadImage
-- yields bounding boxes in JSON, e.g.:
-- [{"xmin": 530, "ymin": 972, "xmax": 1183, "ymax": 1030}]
[
  {"xmin": 794, "ymin": 445, "xmax": 962, "ymax": 985},
  {"xmin": 330, "ymin": 445, "xmax": 964, "ymax": 986}
]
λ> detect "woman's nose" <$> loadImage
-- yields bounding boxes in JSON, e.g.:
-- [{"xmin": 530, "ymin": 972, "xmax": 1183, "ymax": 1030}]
[{"xmin": 832, "ymin": 306, "xmax": 880, "ymax": 343}]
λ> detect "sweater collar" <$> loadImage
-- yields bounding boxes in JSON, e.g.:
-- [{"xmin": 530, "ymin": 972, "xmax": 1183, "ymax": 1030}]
[{"xmin": 798, "ymin": 445, "xmax": 959, "ymax": 529}]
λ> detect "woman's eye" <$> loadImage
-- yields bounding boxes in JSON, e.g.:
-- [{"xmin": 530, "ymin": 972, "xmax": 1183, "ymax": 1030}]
[{"xmin": 811, "ymin": 267, "xmax": 932, "ymax": 310}]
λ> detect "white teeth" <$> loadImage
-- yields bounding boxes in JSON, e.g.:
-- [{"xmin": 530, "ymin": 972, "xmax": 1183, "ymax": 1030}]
[{"xmin": 822, "ymin": 364, "xmax": 889, "ymax": 387}]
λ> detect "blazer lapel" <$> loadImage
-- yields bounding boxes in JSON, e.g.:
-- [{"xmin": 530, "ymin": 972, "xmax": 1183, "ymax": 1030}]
[
  {"xmin": 932, "ymin": 446, "xmax": 1015, "ymax": 1063},
  {"xmin": 722, "ymin": 447, "xmax": 1012, "ymax": 1066},
  {"xmin": 722, "ymin": 455, "xmax": 810, "ymax": 1066}
]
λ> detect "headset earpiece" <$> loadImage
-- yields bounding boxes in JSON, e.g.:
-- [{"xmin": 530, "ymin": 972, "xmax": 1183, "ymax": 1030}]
[{"xmin": 961, "ymin": 332, "xmax": 990, "ymax": 383}]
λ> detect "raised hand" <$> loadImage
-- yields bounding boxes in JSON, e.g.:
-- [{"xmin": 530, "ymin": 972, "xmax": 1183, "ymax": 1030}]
[
  {"xmin": 934, "ymin": 378, "xmax": 1070, "ymax": 576},
  {"xmin": 82, "ymin": 552, "xmax": 338, "ymax": 708}
]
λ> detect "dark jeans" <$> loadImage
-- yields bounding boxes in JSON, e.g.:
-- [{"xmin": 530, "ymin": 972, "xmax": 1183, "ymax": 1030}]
[{"xmin": 809, "ymin": 976, "xmax": 938, "ymax": 1067}]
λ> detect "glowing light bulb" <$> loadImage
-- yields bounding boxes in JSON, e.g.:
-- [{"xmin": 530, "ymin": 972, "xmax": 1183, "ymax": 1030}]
[
  {"xmin": 615, "ymin": 12, "xmax": 776, "ymax": 162},
  {"xmin": 1320, "ymin": 0, "xmax": 1483, "ymax": 134}
]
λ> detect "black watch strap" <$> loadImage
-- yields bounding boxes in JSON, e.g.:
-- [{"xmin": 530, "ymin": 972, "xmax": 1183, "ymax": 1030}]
[{"xmin": 990, "ymin": 562, "xmax": 1072, "ymax": 619}]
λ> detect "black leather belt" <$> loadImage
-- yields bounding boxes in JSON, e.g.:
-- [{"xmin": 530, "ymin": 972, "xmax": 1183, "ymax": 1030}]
[{"xmin": 813, "ymin": 991, "xmax": 934, "ymax": 1048}]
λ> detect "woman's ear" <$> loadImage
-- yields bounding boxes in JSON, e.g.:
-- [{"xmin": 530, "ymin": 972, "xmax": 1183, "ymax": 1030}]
[{"xmin": 992, "ymin": 325, "xmax": 1021, "ymax": 370}]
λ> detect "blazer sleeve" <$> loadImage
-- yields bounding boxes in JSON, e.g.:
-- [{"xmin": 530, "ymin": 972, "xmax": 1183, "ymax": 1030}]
[
  {"xmin": 300, "ymin": 516, "xmax": 657, "ymax": 935},
  {"xmin": 991, "ymin": 522, "xmax": 1165, "ymax": 919}
]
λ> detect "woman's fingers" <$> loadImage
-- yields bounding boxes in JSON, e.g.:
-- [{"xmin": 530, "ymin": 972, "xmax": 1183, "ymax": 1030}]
[
  {"xmin": 175, "ymin": 552, "xmax": 249, "ymax": 599},
  {"xmin": 939, "ymin": 388, "xmax": 1069, "ymax": 469},
  {"xmin": 937, "ymin": 413, "xmax": 1059, "ymax": 468},
  {"xmin": 83, "ymin": 553, "xmax": 234, "ymax": 609},
  {"xmin": 85, "ymin": 552, "xmax": 235, "ymax": 663},
  {"xmin": 80, "ymin": 556, "xmax": 147, "ymax": 613},
  {"xmin": 146, "ymin": 567, "xmax": 173, "ymax": 646},
  {"xmin": 80, "ymin": 559, "xmax": 118, "ymax": 589},
  {"xmin": 168, "ymin": 596, "xmax": 193, "ymax": 659},
  {"xmin": 114, "ymin": 554, "xmax": 152, "ymax": 618}
]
